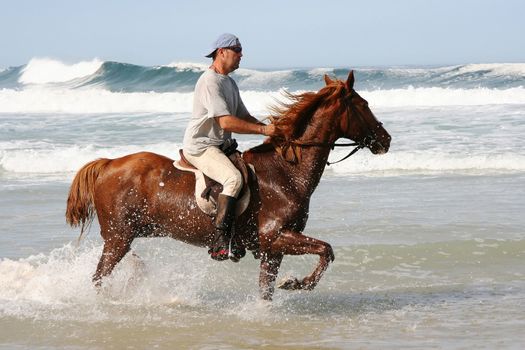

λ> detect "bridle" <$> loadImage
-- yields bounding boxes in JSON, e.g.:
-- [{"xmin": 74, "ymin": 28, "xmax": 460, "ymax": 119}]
[{"xmin": 276, "ymin": 88, "xmax": 384, "ymax": 165}]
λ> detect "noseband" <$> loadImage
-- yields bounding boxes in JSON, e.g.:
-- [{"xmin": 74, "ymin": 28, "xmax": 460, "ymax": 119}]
[{"xmin": 279, "ymin": 89, "xmax": 383, "ymax": 165}]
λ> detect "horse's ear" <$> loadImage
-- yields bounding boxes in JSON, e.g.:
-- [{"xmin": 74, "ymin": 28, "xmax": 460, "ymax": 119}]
[
  {"xmin": 346, "ymin": 70, "xmax": 355, "ymax": 90},
  {"xmin": 324, "ymin": 74, "xmax": 334, "ymax": 86}
]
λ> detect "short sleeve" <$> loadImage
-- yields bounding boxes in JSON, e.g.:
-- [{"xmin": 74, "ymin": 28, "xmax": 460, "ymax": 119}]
[
  {"xmin": 201, "ymin": 78, "xmax": 231, "ymax": 118},
  {"xmin": 236, "ymin": 98, "xmax": 250, "ymax": 119}
]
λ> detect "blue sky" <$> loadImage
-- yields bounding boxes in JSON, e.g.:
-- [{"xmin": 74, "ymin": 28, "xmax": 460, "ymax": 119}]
[{"xmin": 2, "ymin": 0, "xmax": 524, "ymax": 69}]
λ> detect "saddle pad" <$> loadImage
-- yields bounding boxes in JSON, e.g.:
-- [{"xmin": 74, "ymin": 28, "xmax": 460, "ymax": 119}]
[{"xmin": 173, "ymin": 160, "xmax": 253, "ymax": 217}]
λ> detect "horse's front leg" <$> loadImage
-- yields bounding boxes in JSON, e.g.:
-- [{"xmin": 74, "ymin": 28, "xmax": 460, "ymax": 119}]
[
  {"xmin": 271, "ymin": 229, "xmax": 335, "ymax": 291},
  {"xmin": 259, "ymin": 253, "xmax": 283, "ymax": 301}
]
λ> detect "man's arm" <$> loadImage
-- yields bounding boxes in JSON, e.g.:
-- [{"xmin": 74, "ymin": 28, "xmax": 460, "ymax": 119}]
[
  {"xmin": 242, "ymin": 114, "xmax": 265, "ymax": 125},
  {"xmin": 215, "ymin": 115, "xmax": 276, "ymax": 136}
]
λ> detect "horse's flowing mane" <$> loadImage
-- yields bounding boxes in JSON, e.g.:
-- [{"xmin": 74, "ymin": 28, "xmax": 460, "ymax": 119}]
[{"xmin": 270, "ymin": 81, "xmax": 346, "ymax": 141}]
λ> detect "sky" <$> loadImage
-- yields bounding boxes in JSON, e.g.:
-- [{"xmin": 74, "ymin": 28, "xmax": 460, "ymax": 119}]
[{"xmin": 1, "ymin": 0, "xmax": 524, "ymax": 69}]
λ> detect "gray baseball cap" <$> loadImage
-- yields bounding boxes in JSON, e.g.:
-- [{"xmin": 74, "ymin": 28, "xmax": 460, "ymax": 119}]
[{"xmin": 205, "ymin": 33, "xmax": 242, "ymax": 58}]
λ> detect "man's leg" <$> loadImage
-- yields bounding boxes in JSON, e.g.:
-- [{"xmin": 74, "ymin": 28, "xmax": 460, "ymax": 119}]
[{"xmin": 183, "ymin": 146, "xmax": 243, "ymax": 260}]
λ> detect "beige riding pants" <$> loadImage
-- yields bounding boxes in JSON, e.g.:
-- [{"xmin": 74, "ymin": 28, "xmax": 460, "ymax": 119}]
[{"xmin": 183, "ymin": 146, "xmax": 243, "ymax": 198}]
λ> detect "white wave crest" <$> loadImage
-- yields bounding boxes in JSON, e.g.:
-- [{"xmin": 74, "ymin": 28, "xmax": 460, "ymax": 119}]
[
  {"xmin": 164, "ymin": 61, "xmax": 208, "ymax": 72},
  {"xmin": 308, "ymin": 67, "xmax": 335, "ymax": 76},
  {"xmin": 328, "ymin": 151, "xmax": 525, "ymax": 176},
  {"xmin": 242, "ymin": 89, "xmax": 296, "ymax": 112},
  {"xmin": 234, "ymin": 68, "xmax": 294, "ymax": 87},
  {"xmin": 457, "ymin": 63, "xmax": 525, "ymax": 77},
  {"xmin": 2, "ymin": 85, "xmax": 524, "ymax": 115},
  {"xmin": 0, "ymin": 87, "xmax": 193, "ymax": 114},
  {"xmin": 19, "ymin": 58, "xmax": 104, "ymax": 84},
  {"xmin": 0, "ymin": 142, "xmax": 180, "ymax": 174},
  {"xmin": 0, "ymin": 88, "xmax": 288, "ymax": 114},
  {"xmin": 361, "ymin": 63, "xmax": 525, "ymax": 78},
  {"xmin": 1, "ymin": 143, "xmax": 524, "ymax": 176},
  {"xmin": 363, "ymin": 87, "xmax": 525, "ymax": 107}
]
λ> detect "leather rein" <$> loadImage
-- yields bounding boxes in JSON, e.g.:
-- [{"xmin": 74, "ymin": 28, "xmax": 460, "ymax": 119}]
[{"xmin": 277, "ymin": 89, "xmax": 383, "ymax": 166}]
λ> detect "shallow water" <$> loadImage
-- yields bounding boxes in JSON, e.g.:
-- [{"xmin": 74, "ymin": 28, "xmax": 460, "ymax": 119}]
[{"xmin": 1, "ymin": 174, "xmax": 524, "ymax": 349}]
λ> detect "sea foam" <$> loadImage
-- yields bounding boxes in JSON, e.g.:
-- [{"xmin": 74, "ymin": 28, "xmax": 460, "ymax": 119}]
[
  {"xmin": 0, "ymin": 142, "xmax": 179, "ymax": 174},
  {"xmin": 0, "ymin": 88, "xmax": 288, "ymax": 114},
  {"xmin": 1, "ymin": 143, "xmax": 524, "ymax": 176},
  {"xmin": 329, "ymin": 151, "xmax": 525, "ymax": 176},
  {"xmin": 0, "ymin": 241, "xmax": 210, "ymax": 321},
  {"xmin": 0, "ymin": 88, "xmax": 193, "ymax": 114},
  {"xmin": 362, "ymin": 87, "xmax": 525, "ymax": 107},
  {"xmin": 1, "ymin": 86, "xmax": 524, "ymax": 114}
]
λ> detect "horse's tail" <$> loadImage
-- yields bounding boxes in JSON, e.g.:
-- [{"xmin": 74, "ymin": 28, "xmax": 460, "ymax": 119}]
[{"xmin": 66, "ymin": 158, "xmax": 112, "ymax": 236}]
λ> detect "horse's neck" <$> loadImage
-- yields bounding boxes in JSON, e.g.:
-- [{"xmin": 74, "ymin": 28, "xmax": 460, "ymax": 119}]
[
  {"xmin": 288, "ymin": 145, "xmax": 330, "ymax": 197},
  {"xmin": 284, "ymin": 113, "xmax": 336, "ymax": 197}
]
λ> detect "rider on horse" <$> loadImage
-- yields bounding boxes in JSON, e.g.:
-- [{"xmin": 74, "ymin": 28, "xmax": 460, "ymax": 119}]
[{"xmin": 182, "ymin": 33, "xmax": 277, "ymax": 261}]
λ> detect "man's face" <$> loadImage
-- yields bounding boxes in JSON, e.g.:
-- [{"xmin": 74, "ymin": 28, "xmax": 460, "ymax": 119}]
[{"xmin": 219, "ymin": 46, "xmax": 243, "ymax": 73}]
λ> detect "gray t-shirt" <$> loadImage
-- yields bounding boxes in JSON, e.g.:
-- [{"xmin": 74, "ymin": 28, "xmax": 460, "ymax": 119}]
[{"xmin": 182, "ymin": 68, "xmax": 250, "ymax": 155}]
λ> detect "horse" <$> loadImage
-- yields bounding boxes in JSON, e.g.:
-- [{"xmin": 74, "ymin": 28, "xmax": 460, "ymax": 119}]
[{"xmin": 65, "ymin": 71, "xmax": 391, "ymax": 300}]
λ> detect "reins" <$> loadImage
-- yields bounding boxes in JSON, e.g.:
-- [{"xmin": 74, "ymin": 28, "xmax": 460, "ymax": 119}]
[{"xmin": 280, "ymin": 139, "xmax": 365, "ymax": 166}]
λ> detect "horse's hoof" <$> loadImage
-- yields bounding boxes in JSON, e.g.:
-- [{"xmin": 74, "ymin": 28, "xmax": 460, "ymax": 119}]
[
  {"xmin": 277, "ymin": 277, "xmax": 302, "ymax": 290},
  {"xmin": 209, "ymin": 248, "xmax": 229, "ymax": 261},
  {"xmin": 251, "ymin": 249, "xmax": 261, "ymax": 260},
  {"xmin": 229, "ymin": 246, "xmax": 246, "ymax": 262},
  {"xmin": 229, "ymin": 254, "xmax": 241, "ymax": 263}
]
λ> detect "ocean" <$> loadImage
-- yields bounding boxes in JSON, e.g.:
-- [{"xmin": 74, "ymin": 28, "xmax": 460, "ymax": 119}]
[{"xmin": 1, "ymin": 58, "xmax": 524, "ymax": 349}]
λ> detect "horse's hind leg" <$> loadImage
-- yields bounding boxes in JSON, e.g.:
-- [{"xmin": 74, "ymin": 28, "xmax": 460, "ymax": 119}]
[{"xmin": 93, "ymin": 232, "xmax": 133, "ymax": 287}]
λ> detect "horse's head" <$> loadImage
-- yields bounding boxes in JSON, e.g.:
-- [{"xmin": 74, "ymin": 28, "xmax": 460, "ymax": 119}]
[{"xmin": 325, "ymin": 71, "xmax": 391, "ymax": 154}]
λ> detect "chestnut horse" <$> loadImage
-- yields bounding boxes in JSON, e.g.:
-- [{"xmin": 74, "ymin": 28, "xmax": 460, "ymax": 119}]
[{"xmin": 66, "ymin": 71, "xmax": 391, "ymax": 300}]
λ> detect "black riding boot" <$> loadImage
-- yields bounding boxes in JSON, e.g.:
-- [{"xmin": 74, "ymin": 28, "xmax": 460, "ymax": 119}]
[{"xmin": 209, "ymin": 194, "xmax": 237, "ymax": 261}]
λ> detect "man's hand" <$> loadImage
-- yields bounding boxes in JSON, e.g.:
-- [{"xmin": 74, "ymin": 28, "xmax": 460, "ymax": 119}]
[
  {"xmin": 216, "ymin": 115, "xmax": 279, "ymax": 137},
  {"xmin": 261, "ymin": 124, "xmax": 278, "ymax": 137}
]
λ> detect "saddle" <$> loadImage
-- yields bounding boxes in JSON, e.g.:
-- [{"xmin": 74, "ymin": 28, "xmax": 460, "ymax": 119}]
[{"xmin": 173, "ymin": 144, "xmax": 254, "ymax": 217}]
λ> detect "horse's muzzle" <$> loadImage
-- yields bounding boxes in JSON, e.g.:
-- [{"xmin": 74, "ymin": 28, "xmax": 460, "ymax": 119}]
[{"xmin": 370, "ymin": 137, "xmax": 390, "ymax": 154}]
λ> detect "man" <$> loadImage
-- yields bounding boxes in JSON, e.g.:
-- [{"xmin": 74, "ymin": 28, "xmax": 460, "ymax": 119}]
[{"xmin": 182, "ymin": 33, "xmax": 277, "ymax": 261}]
